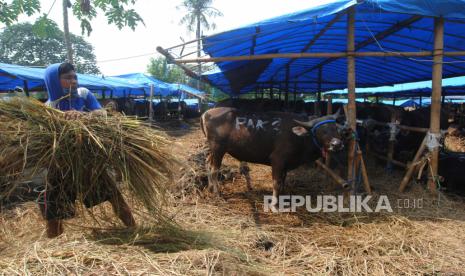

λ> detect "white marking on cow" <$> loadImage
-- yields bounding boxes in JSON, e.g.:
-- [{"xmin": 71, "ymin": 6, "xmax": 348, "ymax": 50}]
[
  {"xmin": 272, "ymin": 118, "xmax": 282, "ymax": 131},
  {"xmin": 256, "ymin": 119, "xmax": 268, "ymax": 130},
  {"xmin": 236, "ymin": 116, "xmax": 280, "ymax": 131},
  {"xmin": 236, "ymin": 117, "xmax": 247, "ymax": 129},
  {"xmin": 247, "ymin": 119, "xmax": 255, "ymax": 128}
]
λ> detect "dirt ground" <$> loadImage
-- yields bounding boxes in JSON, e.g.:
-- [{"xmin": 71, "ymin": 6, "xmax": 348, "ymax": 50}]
[{"xmin": 1, "ymin": 119, "xmax": 465, "ymax": 275}]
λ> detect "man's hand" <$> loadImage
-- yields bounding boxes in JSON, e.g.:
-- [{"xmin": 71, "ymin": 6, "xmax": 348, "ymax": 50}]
[{"xmin": 63, "ymin": 110, "xmax": 83, "ymax": 120}]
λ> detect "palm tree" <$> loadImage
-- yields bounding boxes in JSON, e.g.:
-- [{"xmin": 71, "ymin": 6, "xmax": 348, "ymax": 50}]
[{"xmin": 178, "ymin": 0, "xmax": 222, "ymax": 89}]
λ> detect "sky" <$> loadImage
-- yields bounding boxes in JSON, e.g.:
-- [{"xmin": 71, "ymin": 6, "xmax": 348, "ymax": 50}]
[{"xmin": 13, "ymin": 0, "xmax": 332, "ymax": 76}]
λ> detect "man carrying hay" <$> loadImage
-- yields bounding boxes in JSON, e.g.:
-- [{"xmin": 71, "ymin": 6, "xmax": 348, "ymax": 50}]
[{"xmin": 40, "ymin": 62, "xmax": 136, "ymax": 238}]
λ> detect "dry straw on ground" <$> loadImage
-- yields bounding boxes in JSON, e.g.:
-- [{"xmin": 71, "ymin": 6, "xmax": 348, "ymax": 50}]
[{"xmin": 1, "ymin": 118, "xmax": 465, "ymax": 275}]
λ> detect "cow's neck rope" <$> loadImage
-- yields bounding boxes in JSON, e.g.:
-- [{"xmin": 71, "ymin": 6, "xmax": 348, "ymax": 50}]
[{"xmin": 311, "ymin": 119, "xmax": 336, "ymax": 150}]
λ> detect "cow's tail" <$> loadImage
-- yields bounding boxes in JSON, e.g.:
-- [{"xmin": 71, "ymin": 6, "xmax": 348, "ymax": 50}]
[{"xmin": 200, "ymin": 111, "xmax": 208, "ymax": 137}]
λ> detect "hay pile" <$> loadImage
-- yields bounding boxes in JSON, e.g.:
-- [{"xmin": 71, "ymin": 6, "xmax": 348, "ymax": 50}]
[
  {"xmin": 0, "ymin": 97, "xmax": 177, "ymax": 215},
  {"xmin": 175, "ymin": 143, "xmax": 239, "ymax": 195},
  {"xmin": 444, "ymin": 135, "xmax": 465, "ymax": 152},
  {"xmin": 1, "ymin": 122, "xmax": 465, "ymax": 274},
  {"xmin": 444, "ymin": 125, "xmax": 465, "ymax": 152}
]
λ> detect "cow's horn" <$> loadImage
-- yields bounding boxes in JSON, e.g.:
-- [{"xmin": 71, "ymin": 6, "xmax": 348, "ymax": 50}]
[
  {"xmin": 294, "ymin": 118, "xmax": 318, "ymax": 128},
  {"xmin": 331, "ymin": 108, "xmax": 342, "ymax": 119}
]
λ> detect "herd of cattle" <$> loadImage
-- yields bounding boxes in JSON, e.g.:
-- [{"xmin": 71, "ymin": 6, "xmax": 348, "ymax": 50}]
[
  {"xmin": 203, "ymin": 98, "xmax": 465, "ymax": 196},
  {"xmin": 99, "ymin": 98, "xmax": 201, "ymax": 120},
  {"xmin": 92, "ymin": 97, "xmax": 465, "ymax": 196}
]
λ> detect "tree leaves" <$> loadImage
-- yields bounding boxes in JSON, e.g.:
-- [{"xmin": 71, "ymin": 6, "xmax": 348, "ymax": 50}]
[
  {"xmin": 0, "ymin": 0, "xmax": 144, "ymax": 36},
  {"xmin": 0, "ymin": 19, "xmax": 101, "ymax": 74},
  {"xmin": 147, "ymin": 57, "xmax": 188, "ymax": 85},
  {"xmin": 0, "ymin": 0, "xmax": 41, "ymax": 26}
]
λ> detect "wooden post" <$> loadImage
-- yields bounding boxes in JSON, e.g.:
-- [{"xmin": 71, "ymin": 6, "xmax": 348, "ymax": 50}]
[
  {"xmin": 357, "ymin": 149, "xmax": 372, "ymax": 194},
  {"xmin": 23, "ymin": 80, "xmax": 30, "ymax": 97},
  {"xmin": 399, "ymin": 135, "xmax": 428, "ymax": 192},
  {"xmin": 316, "ymin": 67, "xmax": 322, "ymax": 116},
  {"xmin": 428, "ymin": 17, "xmax": 444, "ymax": 193},
  {"xmin": 327, "ymin": 95, "xmax": 333, "ymax": 115},
  {"xmin": 387, "ymin": 113, "xmax": 397, "ymax": 171},
  {"xmin": 285, "ymin": 65, "xmax": 290, "ymax": 106},
  {"xmin": 316, "ymin": 160, "xmax": 349, "ymax": 190},
  {"xmin": 149, "ymin": 84, "xmax": 154, "ymax": 123},
  {"xmin": 293, "ymin": 83, "xmax": 297, "ymax": 105},
  {"xmin": 325, "ymin": 94, "xmax": 333, "ymax": 175},
  {"xmin": 346, "ymin": 7, "xmax": 357, "ymax": 188}
]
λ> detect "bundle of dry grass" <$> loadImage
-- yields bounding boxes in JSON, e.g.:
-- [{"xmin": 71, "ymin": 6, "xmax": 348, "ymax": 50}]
[
  {"xmin": 444, "ymin": 135, "xmax": 465, "ymax": 152},
  {"xmin": 444, "ymin": 125, "xmax": 465, "ymax": 152},
  {"xmin": 0, "ymin": 97, "xmax": 177, "ymax": 216}
]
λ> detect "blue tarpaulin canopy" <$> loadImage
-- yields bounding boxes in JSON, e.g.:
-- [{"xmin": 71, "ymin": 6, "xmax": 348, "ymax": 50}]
[
  {"xmin": 324, "ymin": 76, "xmax": 465, "ymax": 98},
  {"xmin": 0, "ymin": 63, "xmax": 47, "ymax": 91},
  {"xmin": 0, "ymin": 63, "xmax": 146, "ymax": 95},
  {"xmin": 0, "ymin": 64, "xmax": 207, "ymax": 99},
  {"xmin": 168, "ymin": 83, "xmax": 205, "ymax": 99},
  {"xmin": 199, "ymin": 0, "xmax": 465, "ymax": 95},
  {"xmin": 114, "ymin": 73, "xmax": 178, "ymax": 97}
]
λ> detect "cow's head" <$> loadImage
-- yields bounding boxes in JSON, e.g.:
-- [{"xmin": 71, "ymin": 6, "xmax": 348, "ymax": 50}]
[{"xmin": 292, "ymin": 109, "xmax": 344, "ymax": 152}]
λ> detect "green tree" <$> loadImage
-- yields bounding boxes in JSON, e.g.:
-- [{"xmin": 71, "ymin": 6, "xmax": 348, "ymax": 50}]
[
  {"xmin": 147, "ymin": 56, "xmax": 188, "ymax": 84},
  {"xmin": 178, "ymin": 0, "xmax": 222, "ymax": 91},
  {"xmin": 0, "ymin": 0, "xmax": 144, "ymax": 63},
  {"xmin": 0, "ymin": 17, "xmax": 100, "ymax": 74}
]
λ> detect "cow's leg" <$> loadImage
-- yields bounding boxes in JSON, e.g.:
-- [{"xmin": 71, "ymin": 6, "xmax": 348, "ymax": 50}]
[
  {"xmin": 46, "ymin": 219, "xmax": 63, "ymax": 238},
  {"xmin": 206, "ymin": 146, "xmax": 225, "ymax": 195},
  {"xmin": 239, "ymin": 161, "xmax": 252, "ymax": 191},
  {"xmin": 271, "ymin": 163, "xmax": 286, "ymax": 205},
  {"xmin": 109, "ymin": 189, "xmax": 136, "ymax": 228}
]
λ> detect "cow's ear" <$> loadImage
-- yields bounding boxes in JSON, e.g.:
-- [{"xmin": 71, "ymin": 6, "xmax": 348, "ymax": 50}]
[{"xmin": 292, "ymin": 126, "xmax": 309, "ymax": 136}]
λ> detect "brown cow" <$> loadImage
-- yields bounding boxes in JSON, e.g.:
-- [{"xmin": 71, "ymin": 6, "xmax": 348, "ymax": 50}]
[{"xmin": 200, "ymin": 107, "xmax": 344, "ymax": 201}]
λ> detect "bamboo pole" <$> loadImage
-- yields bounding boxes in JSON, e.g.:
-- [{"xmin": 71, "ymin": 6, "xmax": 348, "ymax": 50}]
[
  {"xmin": 357, "ymin": 149, "xmax": 372, "ymax": 194},
  {"xmin": 399, "ymin": 135, "xmax": 428, "ymax": 192},
  {"xmin": 316, "ymin": 67, "xmax": 322, "ymax": 116},
  {"xmin": 327, "ymin": 95, "xmax": 333, "ymax": 115},
  {"xmin": 371, "ymin": 152, "xmax": 407, "ymax": 168},
  {"xmin": 387, "ymin": 113, "xmax": 397, "ymax": 171},
  {"xmin": 23, "ymin": 80, "xmax": 30, "ymax": 97},
  {"xmin": 428, "ymin": 17, "xmax": 444, "ymax": 194},
  {"xmin": 347, "ymin": 7, "xmax": 357, "ymax": 188},
  {"xmin": 285, "ymin": 65, "xmax": 290, "ymax": 106},
  {"xmin": 173, "ymin": 51, "xmax": 465, "ymax": 63},
  {"xmin": 316, "ymin": 160, "xmax": 349, "ymax": 190},
  {"xmin": 149, "ymin": 84, "xmax": 154, "ymax": 123},
  {"xmin": 366, "ymin": 120, "xmax": 429, "ymax": 133}
]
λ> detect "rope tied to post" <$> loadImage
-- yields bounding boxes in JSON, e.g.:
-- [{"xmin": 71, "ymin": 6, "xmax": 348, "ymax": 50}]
[
  {"xmin": 426, "ymin": 131, "xmax": 443, "ymax": 152},
  {"xmin": 387, "ymin": 122, "xmax": 399, "ymax": 142}
]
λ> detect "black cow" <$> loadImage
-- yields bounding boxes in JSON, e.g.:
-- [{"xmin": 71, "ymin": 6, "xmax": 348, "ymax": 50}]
[{"xmin": 200, "ymin": 107, "xmax": 344, "ymax": 201}]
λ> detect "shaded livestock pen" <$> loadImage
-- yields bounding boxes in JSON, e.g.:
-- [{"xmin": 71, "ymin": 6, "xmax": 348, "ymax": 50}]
[
  {"xmin": 3, "ymin": 1, "xmax": 465, "ymax": 275},
  {"xmin": 160, "ymin": 0, "xmax": 465, "ymax": 195}
]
